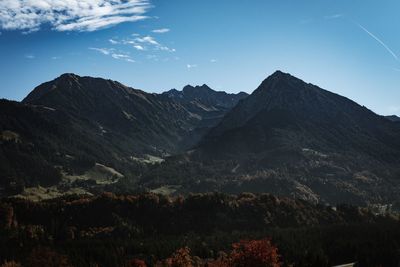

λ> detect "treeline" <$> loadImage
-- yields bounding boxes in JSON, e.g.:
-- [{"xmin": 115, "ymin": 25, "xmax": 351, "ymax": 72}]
[{"xmin": 0, "ymin": 193, "xmax": 399, "ymax": 266}]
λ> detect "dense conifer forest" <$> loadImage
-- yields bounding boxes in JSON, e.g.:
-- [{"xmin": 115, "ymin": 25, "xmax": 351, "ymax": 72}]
[{"xmin": 1, "ymin": 193, "xmax": 399, "ymax": 266}]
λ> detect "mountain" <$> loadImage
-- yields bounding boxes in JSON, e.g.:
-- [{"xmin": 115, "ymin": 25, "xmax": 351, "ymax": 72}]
[
  {"xmin": 162, "ymin": 84, "xmax": 248, "ymax": 142},
  {"xmin": 386, "ymin": 115, "xmax": 400, "ymax": 122},
  {"xmin": 144, "ymin": 71, "xmax": 400, "ymax": 206},
  {"xmin": 1, "ymin": 74, "xmax": 245, "ymax": 193},
  {"xmin": 163, "ymin": 84, "xmax": 248, "ymax": 111},
  {"xmin": 23, "ymin": 73, "xmax": 198, "ymax": 155},
  {"xmin": 23, "ymin": 74, "xmax": 246, "ymax": 154},
  {"xmin": 199, "ymin": 71, "xmax": 400, "ymax": 160}
]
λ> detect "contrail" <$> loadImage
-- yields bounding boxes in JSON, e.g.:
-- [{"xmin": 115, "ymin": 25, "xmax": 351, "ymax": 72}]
[{"xmin": 357, "ymin": 23, "xmax": 399, "ymax": 62}]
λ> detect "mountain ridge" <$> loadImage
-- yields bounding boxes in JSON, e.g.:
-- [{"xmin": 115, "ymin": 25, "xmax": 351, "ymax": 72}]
[
  {"xmin": 1, "ymin": 73, "xmax": 246, "ymax": 193},
  {"xmin": 142, "ymin": 71, "xmax": 400, "ymax": 206},
  {"xmin": 2, "ymin": 71, "xmax": 400, "ymax": 207}
]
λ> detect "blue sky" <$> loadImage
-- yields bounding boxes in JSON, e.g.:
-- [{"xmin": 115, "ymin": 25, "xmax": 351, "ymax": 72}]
[{"xmin": 0, "ymin": 0, "xmax": 399, "ymax": 116}]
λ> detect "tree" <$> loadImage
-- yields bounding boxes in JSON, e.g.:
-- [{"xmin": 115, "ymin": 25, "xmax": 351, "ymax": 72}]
[
  {"xmin": 0, "ymin": 261, "xmax": 22, "ymax": 267},
  {"xmin": 156, "ymin": 247, "xmax": 194, "ymax": 267},
  {"xmin": 229, "ymin": 239, "xmax": 281, "ymax": 267},
  {"xmin": 27, "ymin": 247, "xmax": 72, "ymax": 267},
  {"xmin": 127, "ymin": 259, "xmax": 147, "ymax": 267}
]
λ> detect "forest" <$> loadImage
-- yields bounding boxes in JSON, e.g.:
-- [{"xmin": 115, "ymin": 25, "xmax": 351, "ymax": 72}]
[{"xmin": 0, "ymin": 192, "xmax": 399, "ymax": 266}]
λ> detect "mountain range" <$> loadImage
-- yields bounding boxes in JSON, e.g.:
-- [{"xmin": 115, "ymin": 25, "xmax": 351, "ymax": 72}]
[
  {"xmin": 0, "ymin": 73, "xmax": 246, "ymax": 192},
  {"xmin": 1, "ymin": 71, "xmax": 400, "ymax": 207}
]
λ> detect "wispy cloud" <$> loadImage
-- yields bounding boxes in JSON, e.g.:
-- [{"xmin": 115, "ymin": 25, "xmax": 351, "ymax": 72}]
[
  {"xmin": 158, "ymin": 46, "xmax": 175, "ymax": 52},
  {"xmin": 89, "ymin": 47, "xmax": 113, "ymax": 55},
  {"xmin": 136, "ymin": 36, "xmax": 159, "ymax": 45},
  {"xmin": 187, "ymin": 64, "xmax": 197, "ymax": 69},
  {"xmin": 109, "ymin": 39, "xmax": 119, "ymax": 45},
  {"xmin": 89, "ymin": 47, "xmax": 134, "ymax": 63},
  {"xmin": 134, "ymin": 45, "xmax": 145, "ymax": 50},
  {"xmin": 325, "ymin": 14, "xmax": 343, "ymax": 20},
  {"xmin": 152, "ymin": 28, "xmax": 170, "ymax": 33},
  {"xmin": 357, "ymin": 23, "xmax": 399, "ymax": 62},
  {"xmin": 25, "ymin": 54, "xmax": 35, "ymax": 59},
  {"xmin": 0, "ymin": 0, "xmax": 152, "ymax": 32},
  {"xmin": 210, "ymin": 59, "xmax": 217, "ymax": 63},
  {"xmin": 114, "ymin": 34, "xmax": 175, "ymax": 52}
]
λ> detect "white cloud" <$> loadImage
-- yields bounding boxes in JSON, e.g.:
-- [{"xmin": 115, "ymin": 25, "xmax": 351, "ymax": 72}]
[
  {"xmin": 25, "ymin": 54, "xmax": 35, "ymax": 59},
  {"xmin": 111, "ymin": 53, "xmax": 130, "ymax": 59},
  {"xmin": 0, "ymin": 0, "xmax": 152, "ymax": 32},
  {"xmin": 136, "ymin": 35, "xmax": 159, "ymax": 45},
  {"xmin": 109, "ymin": 39, "xmax": 119, "ymax": 44},
  {"xmin": 187, "ymin": 64, "xmax": 197, "ymax": 69},
  {"xmin": 152, "ymin": 28, "xmax": 169, "ymax": 33},
  {"xmin": 159, "ymin": 46, "xmax": 175, "ymax": 52},
  {"xmin": 210, "ymin": 59, "xmax": 217, "ymax": 63},
  {"xmin": 89, "ymin": 47, "xmax": 134, "ymax": 63},
  {"xmin": 119, "ymin": 34, "xmax": 175, "ymax": 52},
  {"xmin": 51, "ymin": 56, "xmax": 60, "ymax": 60},
  {"xmin": 133, "ymin": 45, "xmax": 145, "ymax": 50},
  {"xmin": 89, "ymin": 47, "xmax": 114, "ymax": 55}
]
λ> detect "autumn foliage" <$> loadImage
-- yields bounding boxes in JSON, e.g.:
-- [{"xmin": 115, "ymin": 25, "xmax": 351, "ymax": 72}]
[
  {"xmin": 26, "ymin": 247, "xmax": 72, "ymax": 267},
  {"xmin": 127, "ymin": 259, "xmax": 147, "ymax": 267},
  {"xmin": 229, "ymin": 239, "xmax": 281, "ymax": 267},
  {"xmin": 0, "ymin": 261, "xmax": 22, "ymax": 267},
  {"xmin": 156, "ymin": 247, "xmax": 194, "ymax": 267},
  {"xmin": 156, "ymin": 239, "xmax": 281, "ymax": 267}
]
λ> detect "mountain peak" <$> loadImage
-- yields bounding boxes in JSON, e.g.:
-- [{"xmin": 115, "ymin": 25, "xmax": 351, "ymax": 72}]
[
  {"xmin": 56, "ymin": 73, "xmax": 82, "ymax": 83},
  {"xmin": 58, "ymin": 73, "xmax": 79, "ymax": 79},
  {"xmin": 182, "ymin": 84, "xmax": 212, "ymax": 93},
  {"xmin": 261, "ymin": 70, "xmax": 303, "ymax": 86},
  {"xmin": 271, "ymin": 70, "xmax": 287, "ymax": 76}
]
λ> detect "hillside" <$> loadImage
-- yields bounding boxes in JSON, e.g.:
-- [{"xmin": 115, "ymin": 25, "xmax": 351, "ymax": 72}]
[
  {"xmin": 0, "ymin": 74, "xmax": 245, "ymax": 193},
  {"xmin": 143, "ymin": 71, "xmax": 400, "ymax": 206}
]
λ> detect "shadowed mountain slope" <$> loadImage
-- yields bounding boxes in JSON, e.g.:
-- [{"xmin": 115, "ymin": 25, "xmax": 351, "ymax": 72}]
[
  {"xmin": 1, "ymin": 74, "xmax": 245, "ymax": 191},
  {"xmin": 143, "ymin": 71, "xmax": 400, "ymax": 206}
]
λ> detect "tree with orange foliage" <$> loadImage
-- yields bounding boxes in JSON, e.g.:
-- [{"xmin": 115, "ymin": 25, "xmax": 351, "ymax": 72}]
[
  {"xmin": 0, "ymin": 261, "xmax": 22, "ymax": 267},
  {"xmin": 127, "ymin": 259, "xmax": 147, "ymax": 267},
  {"xmin": 206, "ymin": 252, "xmax": 231, "ymax": 267},
  {"xmin": 27, "ymin": 247, "xmax": 73, "ymax": 267},
  {"xmin": 156, "ymin": 247, "xmax": 194, "ymax": 267},
  {"xmin": 229, "ymin": 239, "xmax": 281, "ymax": 267}
]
